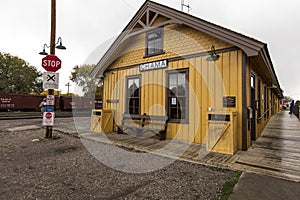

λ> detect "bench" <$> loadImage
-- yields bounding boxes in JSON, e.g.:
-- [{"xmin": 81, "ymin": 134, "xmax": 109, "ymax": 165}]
[{"xmin": 118, "ymin": 113, "xmax": 168, "ymax": 140}]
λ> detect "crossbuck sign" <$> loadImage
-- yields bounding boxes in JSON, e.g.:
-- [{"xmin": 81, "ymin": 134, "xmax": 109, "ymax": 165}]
[{"xmin": 43, "ymin": 72, "xmax": 59, "ymax": 90}]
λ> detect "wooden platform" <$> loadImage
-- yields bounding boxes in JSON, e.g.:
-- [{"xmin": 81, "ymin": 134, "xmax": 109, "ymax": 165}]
[
  {"xmin": 231, "ymin": 111, "xmax": 300, "ymax": 182},
  {"xmin": 81, "ymin": 111, "xmax": 300, "ymax": 182}
]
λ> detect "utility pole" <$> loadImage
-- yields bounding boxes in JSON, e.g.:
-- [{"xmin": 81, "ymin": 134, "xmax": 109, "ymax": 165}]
[
  {"xmin": 46, "ymin": 0, "xmax": 56, "ymax": 139},
  {"xmin": 65, "ymin": 82, "xmax": 71, "ymax": 95},
  {"xmin": 181, "ymin": 0, "xmax": 191, "ymax": 13},
  {"xmin": 40, "ymin": 0, "xmax": 65, "ymax": 138}
]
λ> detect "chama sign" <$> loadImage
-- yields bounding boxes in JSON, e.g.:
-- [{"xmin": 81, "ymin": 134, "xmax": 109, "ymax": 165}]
[{"xmin": 139, "ymin": 60, "xmax": 167, "ymax": 72}]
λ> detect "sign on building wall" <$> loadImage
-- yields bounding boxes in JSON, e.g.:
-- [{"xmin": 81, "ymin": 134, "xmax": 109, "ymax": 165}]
[
  {"xmin": 223, "ymin": 96, "xmax": 236, "ymax": 108},
  {"xmin": 139, "ymin": 60, "xmax": 168, "ymax": 72}
]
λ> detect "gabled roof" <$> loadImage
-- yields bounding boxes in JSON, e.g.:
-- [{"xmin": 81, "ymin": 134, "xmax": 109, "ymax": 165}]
[{"xmin": 90, "ymin": 0, "xmax": 281, "ymax": 96}]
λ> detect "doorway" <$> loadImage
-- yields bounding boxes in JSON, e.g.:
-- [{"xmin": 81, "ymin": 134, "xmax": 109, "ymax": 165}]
[{"xmin": 250, "ymin": 74, "xmax": 256, "ymax": 141}]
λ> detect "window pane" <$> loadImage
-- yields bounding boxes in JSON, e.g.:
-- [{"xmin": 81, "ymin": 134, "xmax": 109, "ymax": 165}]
[
  {"xmin": 167, "ymin": 70, "xmax": 188, "ymax": 121},
  {"xmin": 155, "ymin": 38, "xmax": 162, "ymax": 52},
  {"xmin": 147, "ymin": 30, "xmax": 162, "ymax": 55},
  {"xmin": 127, "ymin": 77, "xmax": 140, "ymax": 115},
  {"xmin": 128, "ymin": 79, "xmax": 133, "ymax": 89},
  {"xmin": 178, "ymin": 73, "xmax": 185, "ymax": 85},
  {"xmin": 134, "ymin": 98, "xmax": 139, "ymax": 108},
  {"xmin": 133, "ymin": 88, "xmax": 139, "ymax": 97},
  {"xmin": 170, "ymin": 108, "xmax": 178, "ymax": 119},
  {"xmin": 251, "ymin": 75, "xmax": 255, "ymax": 88},
  {"xmin": 177, "ymin": 85, "xmax": 185, "ymax": 96},
  {"xmin": 170, "ymin": 86, "xmax": 177, "ymax": 96},
  {"xmin": 169, "ymin": 74, "xmax": 177, "ymax": 86},
  {"xmin": 148, "ymin": 41, "xmax": 155, "ymax": 54},
  {"xmin": 148, "ymin": 31, "xmax": 161, "ymax": 40}
]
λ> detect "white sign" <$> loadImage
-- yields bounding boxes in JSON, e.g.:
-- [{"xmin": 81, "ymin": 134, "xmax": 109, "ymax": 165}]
[
  {"xmin": 171, "ymin": 97, "xmax": 177, "ymax": 105},
  {"xmin": 46, "ymin": 95, "xmax": 55, "ymax": 106},
  {"xmin": 43, "ymin": 72, "xmax": 59, "ymax": 89},
  {"xmin": 139, "ymin": 60, "xmax": 167, "ymax": 72},
  {"xmin": 42, "ymin": 112, "xmax": 54, "ymax": 126}
]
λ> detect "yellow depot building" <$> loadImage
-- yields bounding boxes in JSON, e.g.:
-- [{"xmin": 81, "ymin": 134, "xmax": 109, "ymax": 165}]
[{"xmin": 90, "ymin": 1, "xmax": 283, "ymax": 154}]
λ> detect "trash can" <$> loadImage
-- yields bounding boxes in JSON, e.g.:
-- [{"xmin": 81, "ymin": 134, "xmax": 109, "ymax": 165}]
[
  {"xmin": 90, "ymin": 109, "xmax": 114, "ymax": 133},
  {"xmin": 206, "ymin": 112, "xmax": 237, "ymax": 155}
]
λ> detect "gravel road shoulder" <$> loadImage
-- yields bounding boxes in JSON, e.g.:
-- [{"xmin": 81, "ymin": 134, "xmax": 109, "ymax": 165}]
[{"xmin": 0, "ymin": 128, "xmax": 235, "ymax": 199}]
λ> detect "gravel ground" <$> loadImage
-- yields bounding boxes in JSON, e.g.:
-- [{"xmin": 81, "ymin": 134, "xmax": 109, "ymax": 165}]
[{"xmin": 0, "ymin": 127, "xmax": 235, "ymax": 199}]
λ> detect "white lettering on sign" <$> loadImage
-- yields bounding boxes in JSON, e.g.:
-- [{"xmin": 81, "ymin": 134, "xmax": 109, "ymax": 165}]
[
  {"xmin": 42, "ymin": 60, "xmax": 61, "ymax": 68},
  {"xmin": 139, "ymin": 60, "xmax": 167, "ymax": 72}
]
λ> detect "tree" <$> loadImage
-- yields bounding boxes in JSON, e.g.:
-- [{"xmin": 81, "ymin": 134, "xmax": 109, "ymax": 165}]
[
  {"xmin": 283, "ymin": 96, "xmax": 293, "ymax": 103},
  {"xmin": 70, "ymin": 64, "xmax": 102, "ymax": 98},
  {"xmin": 0, "ymin": 52, "xmax": 43, "ymax": 94}
]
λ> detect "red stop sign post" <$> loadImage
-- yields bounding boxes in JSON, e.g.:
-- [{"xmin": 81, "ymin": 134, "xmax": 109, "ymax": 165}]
[
  {"xmin": 41, "ymin": 55, "xmax": 61, "ymax": 138},
  {"xmin": 42, "ymin": 55, "xmax": 61, "ymax": 72}
]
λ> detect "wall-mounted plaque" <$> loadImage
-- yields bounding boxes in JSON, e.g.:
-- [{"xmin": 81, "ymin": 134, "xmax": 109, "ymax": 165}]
[
  {"xmin": 107, "ymin": 99, "xmax": 119, "ymax": 103},
  {"xmin": 223, "ymin": 96, "xmax": 236, "ymax": 108}
]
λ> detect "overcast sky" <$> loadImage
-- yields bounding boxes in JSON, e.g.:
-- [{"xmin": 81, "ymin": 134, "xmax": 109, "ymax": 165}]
[{"xmin": 1, "ymin": 0, "xmax": 300, "ymax": 100}]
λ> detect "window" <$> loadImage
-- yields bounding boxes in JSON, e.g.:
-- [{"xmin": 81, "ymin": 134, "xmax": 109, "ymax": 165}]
[
  {"xmin": 251, "ymin": 74, "xmax": 255, "ymax": 89},
  {"xmin": 126, "ymin": 76, "xmax": 141, "ymax": 115},
  {"xmin": 257, "ymin": 79, "xmax": 261, "ymax": 120},
  {"xmin": 264, "ymin": 86, "xmax": 268, "ymax": 119},
  {"xmin": 146, "ymin": 29, "xmax": 163, "ymax": 56},
  {"xmin": 167, "ymin": 69, "xmax": 189, "ymax": 122}
]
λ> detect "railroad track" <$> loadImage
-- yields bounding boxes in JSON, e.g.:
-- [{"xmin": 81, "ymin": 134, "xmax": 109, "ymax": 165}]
[{"xmin": 0, "ymin": 111, "xmax": 91, "ymax": 120}]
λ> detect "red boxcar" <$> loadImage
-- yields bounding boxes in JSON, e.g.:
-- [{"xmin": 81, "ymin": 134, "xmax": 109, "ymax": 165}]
[{"xmin": 0, "ymin": 94, "xmax": 102, "ymax": 111}]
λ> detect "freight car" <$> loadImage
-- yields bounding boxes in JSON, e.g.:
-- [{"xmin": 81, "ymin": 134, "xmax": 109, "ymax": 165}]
[
  {"xmin": 59, "ymin": 96, "xmax": 102, "ymax": 111},
  {"xmin": 0, "ymin": 94, "xmax": 102, "ymax": 111}
]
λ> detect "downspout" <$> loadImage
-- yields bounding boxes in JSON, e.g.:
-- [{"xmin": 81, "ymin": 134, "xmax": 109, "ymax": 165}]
[{"xmin": 242, "ymin": 52, "xmax": 248, "ymax": 151}]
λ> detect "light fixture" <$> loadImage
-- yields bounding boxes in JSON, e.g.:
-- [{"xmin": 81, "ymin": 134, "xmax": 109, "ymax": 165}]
[
  {"xmin": 206, "ymin": 45, "xmax": 220, "ymax": 62},
  {"xmin": 99, "ymin": 73, "xmax": 105, "ymax": 79},
  {"xmin": 267, "ymin": 84, "xmax": 278, "ymax": 89},
  {"xmin": 39, "ymin": 44, "xmax": 49, "ymax": 55},
  {"xmin": 39, "ymin": 37, "xmax": 66, "ymax": 55},
  {"xmin": 55, "ymin": 37, "xmax": 66, "ymax": 50}
]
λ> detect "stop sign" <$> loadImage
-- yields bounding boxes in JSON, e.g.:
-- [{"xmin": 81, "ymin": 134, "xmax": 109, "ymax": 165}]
[
  {"xmin": 42, "ymin": 55, "xmax": 61, "ymax": 72},
  {"xmin": 45, "ymin": 112, "xmax": 52, "ymax": 119}
]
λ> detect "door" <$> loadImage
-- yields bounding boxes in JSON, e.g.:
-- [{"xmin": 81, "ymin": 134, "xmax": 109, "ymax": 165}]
[{"xmin": 250, "ymin": 75, "xmax": 256, "ymax": 141}]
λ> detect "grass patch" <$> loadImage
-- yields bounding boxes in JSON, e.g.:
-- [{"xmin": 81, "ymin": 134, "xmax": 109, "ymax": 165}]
[
  {"xmin": 213, "ymin": 171, "xmax": 242, "ymax": 200},
  {"xmin": 51, "ymin": 135, "xmax": 61, "ymax": 140}
]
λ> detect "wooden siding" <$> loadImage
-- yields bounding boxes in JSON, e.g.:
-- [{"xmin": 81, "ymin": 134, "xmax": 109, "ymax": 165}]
[
  {"xmin": 100, "ymin": 21, "xmax": 277, "ymax": 151},
  {"xmin": 102, "ymin": 49, "xmax": 244, "ymax": 148},
  {"xmin": 109, "ymin": 24, "xmax": 232, "ymax": 70}
]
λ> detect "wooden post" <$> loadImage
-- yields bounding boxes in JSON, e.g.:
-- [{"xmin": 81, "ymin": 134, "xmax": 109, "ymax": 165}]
[
  {"xmin": 50, "ymin": 0, "xmax": 56, "ymax": 56},
  {"xmin": 46, "ymin": 0, "xmax": 56, "ymax": 138}
]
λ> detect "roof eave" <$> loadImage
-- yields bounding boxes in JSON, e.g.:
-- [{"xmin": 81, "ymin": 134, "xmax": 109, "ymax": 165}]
[{"xmin": 90, "ymin": 0, "xmax": 277, "ymax": 86}]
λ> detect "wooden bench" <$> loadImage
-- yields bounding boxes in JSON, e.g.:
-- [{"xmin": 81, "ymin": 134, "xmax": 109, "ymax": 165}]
[{"xmin": 118, "ymin": 113, "xmax": 168, "ymax": 140}]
